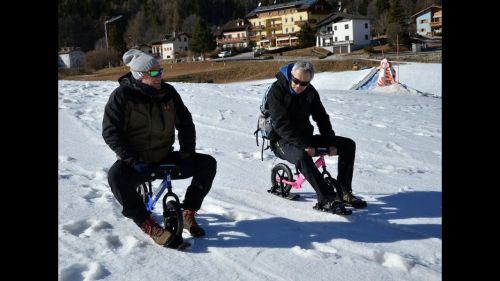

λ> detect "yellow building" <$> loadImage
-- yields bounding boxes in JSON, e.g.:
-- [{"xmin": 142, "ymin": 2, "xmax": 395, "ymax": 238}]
[{"xmin": 246, "ymin": 0, "xmax": 332, "ymax": 49}]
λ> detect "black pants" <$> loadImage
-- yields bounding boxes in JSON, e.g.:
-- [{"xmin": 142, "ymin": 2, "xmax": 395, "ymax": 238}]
[
  {"xmin": 272, "ymin": 135, "xmax": 356, "ymax": 203},
  {"xmin": 107, "ymin": 152, "xmax": 217, "ymax": 225}
]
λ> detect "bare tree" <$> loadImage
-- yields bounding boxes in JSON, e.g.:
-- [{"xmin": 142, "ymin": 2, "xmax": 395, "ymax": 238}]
[
  {"xmin": 374, "ymin": 11, "xmax": 389, "ymax": 35},
  {"xmin": 367, "ymin": 0, "xmax": 378, "ymax": 18},
  {"xmin": 182, "ymin": 14, "xmax": 201, "ymax": 35},
  {"xmin": 386, "ymin": 22, "xmax": 403, "ymax": 45},
  {"xmin": 400, "ymin": 0, "xmax": 414, "ymax": 15},
  {"xmin": 124, "ymin": 11, "xmax": 148, "ymax": 48}
]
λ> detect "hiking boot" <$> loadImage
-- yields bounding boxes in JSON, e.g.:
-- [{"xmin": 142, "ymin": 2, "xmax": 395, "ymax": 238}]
[
  {"xmin": 314, "ymin": 199, "xmax": 352, "ymax": 215},
  {"xmin": 341, "ymin": 191, "xmax": 367, "ymax": 208},
  {"xmin": 139, "ymin": 217, "xmax": 172, "ymax": 245},
  {"xmin": 183, "ymin": 209, "xmax": 205, "ymax": 237}
]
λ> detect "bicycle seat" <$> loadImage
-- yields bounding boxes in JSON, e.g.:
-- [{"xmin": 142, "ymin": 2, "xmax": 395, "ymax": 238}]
[{"xmin": 156, "ymin": 164, "xmax": 177, "ymax": 173}]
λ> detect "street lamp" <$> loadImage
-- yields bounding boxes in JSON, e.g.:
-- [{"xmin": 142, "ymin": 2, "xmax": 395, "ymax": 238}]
[{"xmin": 104, "ymin": 15, "xmax": 123, "ymax": 68}]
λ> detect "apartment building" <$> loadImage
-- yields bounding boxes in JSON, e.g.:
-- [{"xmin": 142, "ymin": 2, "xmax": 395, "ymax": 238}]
[{"xmin": 246, "ymin": 0, "xmax": 332, "ymax": 49}]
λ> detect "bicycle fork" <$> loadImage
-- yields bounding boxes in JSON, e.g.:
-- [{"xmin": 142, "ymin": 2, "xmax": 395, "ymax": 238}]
[{"xmin": 146, "ymin": 172, "xmax": 180, "ymax": 212}]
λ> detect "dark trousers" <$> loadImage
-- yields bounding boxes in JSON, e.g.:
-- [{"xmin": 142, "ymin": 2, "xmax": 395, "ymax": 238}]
[
  {"xmin": 272, "ymin": 135, "xmax": 356, "ymax": 203},
  {"xmin": 107, "ymin": 152, "xmax": 217, "ymax": 225}
]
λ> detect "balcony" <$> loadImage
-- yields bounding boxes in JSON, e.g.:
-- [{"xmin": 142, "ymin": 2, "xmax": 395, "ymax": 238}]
[
  {"xmin": 319, "ymin": 30, "xmax": 334, "ymax": 36},
  {"xmin": 249, "ymin": 35, "xmax": 266, "ymax": 41},
  {"xmin": 252, "ymin": 25, "xmax": 265, "ymax": 31},
  {"xmin": 265, "ymin": 23, "xmax": 282, "ymax": 30},
  {"xmin": 331, "ymin": 40, "xmax": 354, "ymax": 46},
  {"xmin": 430, "ymin": 20, "xmax": 442, "ymax": 28},
  {"xmin": 216, "ymin": 37, "xmax": 248, "ymax": 44},
  {"xmin": 295, "ymin": 20, "xmax": 308, "ymax": 26}
]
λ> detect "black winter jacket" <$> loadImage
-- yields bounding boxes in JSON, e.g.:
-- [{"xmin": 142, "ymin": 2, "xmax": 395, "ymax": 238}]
[
  {"xmin": 267, "ymin": 64, "xmax": 335, "ymax": 149},
  {"xmin": 102, "ymin": 73, "xmax": 195, "ymax": 164}
]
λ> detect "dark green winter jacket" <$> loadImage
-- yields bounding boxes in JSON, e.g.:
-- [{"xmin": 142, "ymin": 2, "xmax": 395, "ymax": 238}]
[{"xmin": 102, "ymin": 73, "xmax": 195, "ymax": 164}]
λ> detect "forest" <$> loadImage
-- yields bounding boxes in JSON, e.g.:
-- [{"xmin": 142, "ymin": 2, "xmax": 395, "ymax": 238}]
[{"xmin": 58, "ymin": 0, "xmax": 441, "ymax": 68}]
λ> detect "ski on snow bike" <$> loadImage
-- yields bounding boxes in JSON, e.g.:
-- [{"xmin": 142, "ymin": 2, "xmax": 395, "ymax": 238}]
[{"xmin": 268, "ymin": 147, "xmax": 352, "ymax": 215}]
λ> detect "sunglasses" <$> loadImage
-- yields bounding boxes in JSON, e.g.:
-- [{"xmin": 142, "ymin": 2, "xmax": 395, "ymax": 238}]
[
  {"xmin": 291, "ymin": 75, "xmax": 310, "ymax": 87},
  {"xmin": 148, "ymin": 68, "xmax": 164, "ymax": 78}
]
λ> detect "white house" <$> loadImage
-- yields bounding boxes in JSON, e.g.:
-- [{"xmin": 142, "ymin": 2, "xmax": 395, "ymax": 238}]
[
  {"xmin": 58, "ymin": 47, "xmax": 85, "ymax": 69},
  {"xmin": 151, "ymin": 32, "xmax": 190, "ymax": 60},
  {"xmin": 131, "ymin": 43, "xmax": 152, "ymax": 55},
  {"xmin": 161, "ymin": 32, "xmax": 190, "ymax": 60},
  {"xmin": 411, "ymin": 5, "xmax": 442, "ymax": 36},
  {"xmin": 315, "ymin": 13, "xmax": 371, "ymax": 54}
]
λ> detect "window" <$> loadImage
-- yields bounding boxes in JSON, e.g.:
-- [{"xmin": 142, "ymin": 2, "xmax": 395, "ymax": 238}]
[
  {"xmin": 285, "ymin": 18, "xmax": 288, "ymax": 23},
  {"xmin": 300, "ymin": 16, "xmax": 302, "ymax": 21},
  {"xmin": 291, "ymin": 17, "xmax": 294, "ymax": 22},
  {"xmin": 335, "ymin": 37, "xmax": 338, "ymax": 42},
  {"xmin": 345, "ymin": 24, "xmax": 349, "ymax": 29},
  {"xmin": 327, "ymin": 27, "xmax": 332, "ymax": 32},
  {"xmin": 184, "ymin": 37, "xmax": 187, "ymax": 42},
  {"xmin": 345, "ymin": 35, "xmax": 349, "ymax": 41},
  {"xmin": 292, "ymin": 27, "xmax": 294, "ymax": 32},
  {"xmin": 334, "ymin": 25, "xmax": 337, "ymax": 31},
  {"xmin": 286, "ymin": 28, "xmax": 288, "ymax": 33},
  {"xmin": 365, "ymin": 34, "xmax": 368, "ymax": 40},
  {"xmin": 365, "ymin": 23, "xmax": 368, "ymax": 28}
]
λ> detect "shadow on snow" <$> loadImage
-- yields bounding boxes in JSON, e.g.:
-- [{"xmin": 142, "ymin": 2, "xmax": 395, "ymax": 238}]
[{"xmin": 188, "ymin": 190, "xmax": 441, "ymax": 253}]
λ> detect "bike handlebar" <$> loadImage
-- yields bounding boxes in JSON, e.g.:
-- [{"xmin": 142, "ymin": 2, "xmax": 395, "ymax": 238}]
[{"xmin": 152, "ymin": 164, "xmax": 178, "ymax": 174}]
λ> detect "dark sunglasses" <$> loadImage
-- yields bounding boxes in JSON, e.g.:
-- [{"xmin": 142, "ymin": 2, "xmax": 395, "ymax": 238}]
[
  {"xmin": 148, "ymin": 68, "xmax": 164, "ymax": 78},
  {"xmin": 291, "ymin": 75, "xmax": 310, "ymax": 87}
]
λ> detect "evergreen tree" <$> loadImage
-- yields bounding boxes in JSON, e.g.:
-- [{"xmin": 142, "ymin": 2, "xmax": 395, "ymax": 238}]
[
  {"xmin": 388, "ymin": 0, "xmax": 406, "ymax": 26},
  {"xmin": 297, "ymin": 23, "xmax": 316, "ymax": 48},
  {"xmin": 189, "ymin": 18, "xmax": 216, "ymax": 59}
]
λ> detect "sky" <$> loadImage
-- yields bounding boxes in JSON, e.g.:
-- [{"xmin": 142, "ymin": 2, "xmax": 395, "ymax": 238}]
[{"xmin": 58, "ymin": 62, "xmax": 442, "ymax": 281}]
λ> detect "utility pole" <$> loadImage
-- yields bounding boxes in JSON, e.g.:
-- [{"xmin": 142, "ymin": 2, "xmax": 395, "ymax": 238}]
[{"xmin": 104, "ymin": 15, "xmax": 123, "ymax": 68}]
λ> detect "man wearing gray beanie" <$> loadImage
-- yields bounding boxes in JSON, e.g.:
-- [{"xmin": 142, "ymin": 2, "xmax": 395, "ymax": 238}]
[{"xmin": 102, "ymin": 49, "xmax": 217, "ymax": 248}]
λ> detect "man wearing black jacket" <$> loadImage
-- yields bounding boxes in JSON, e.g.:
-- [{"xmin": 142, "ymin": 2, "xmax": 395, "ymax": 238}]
[
  {"xmin": 102, "ymin": 49, "xmax": 216, "ymax": 246},
  {"xmin": 267, "ymin": 61, "xmax": 366, "ymax": 214}
]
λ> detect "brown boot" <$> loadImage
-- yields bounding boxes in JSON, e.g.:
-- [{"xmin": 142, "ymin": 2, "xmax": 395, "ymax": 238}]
[
  {"xmin": 139, "ymin": 217, "xmax": 172, "ymax": 245},
  {"xmin": 183, "ymin": 210, "xmax": 205, "ymax": 237}
]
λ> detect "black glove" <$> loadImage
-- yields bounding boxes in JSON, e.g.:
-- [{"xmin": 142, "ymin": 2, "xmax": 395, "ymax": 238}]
[{"xmin": 132, "ymin": 161, "xmax": 153, "ymax": 175}]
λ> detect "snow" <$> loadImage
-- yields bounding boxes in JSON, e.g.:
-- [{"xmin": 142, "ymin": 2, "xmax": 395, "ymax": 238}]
[{"xmin": 59, "ymin": 62, "xmax": 441, "ymax": 281}]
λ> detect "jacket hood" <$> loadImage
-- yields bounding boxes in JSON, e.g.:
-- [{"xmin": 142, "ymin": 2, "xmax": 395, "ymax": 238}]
[{"xmin": 278, "ymin": 63, "xmax": 299, "ymax": 95}]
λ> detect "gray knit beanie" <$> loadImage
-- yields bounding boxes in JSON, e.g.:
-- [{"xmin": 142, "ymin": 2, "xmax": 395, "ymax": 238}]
[{"xmin": 122, "ymin": 49, "xmax": 160, "ymax": 79}]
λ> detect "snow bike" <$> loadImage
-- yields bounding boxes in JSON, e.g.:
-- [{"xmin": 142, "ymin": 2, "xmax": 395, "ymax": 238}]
[
  {"xmin": 136, "ymin": 164, "xmax": 189, "ymax": 249},
  {"xmin": 269, "ymin": 147, "xmax": 352, "ymax": 215}
]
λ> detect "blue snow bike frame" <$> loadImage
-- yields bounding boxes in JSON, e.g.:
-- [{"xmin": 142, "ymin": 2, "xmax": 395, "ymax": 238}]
[{"xmin": 136, "ymin": 164, "xmax": 184, "ymax": 247}]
